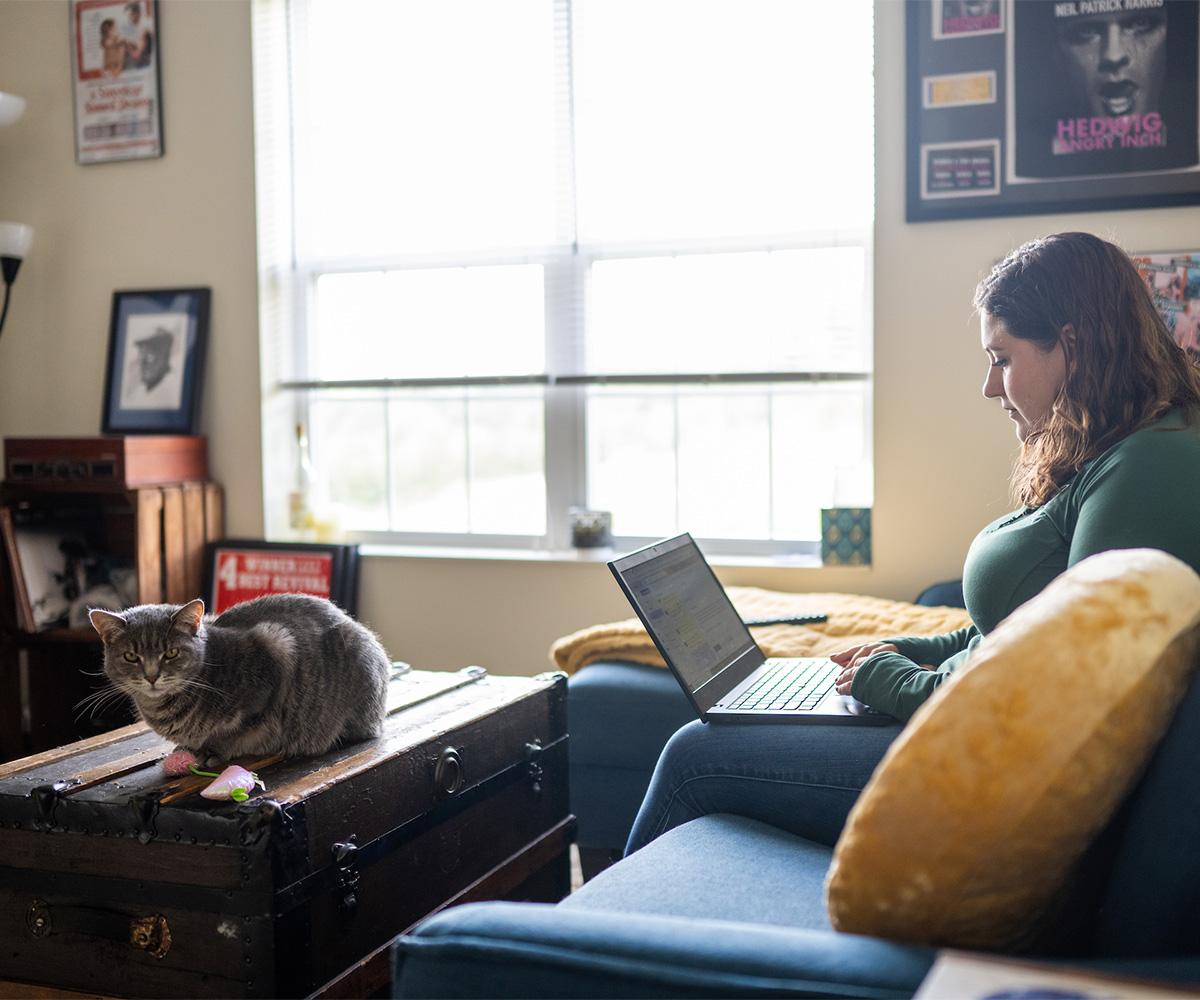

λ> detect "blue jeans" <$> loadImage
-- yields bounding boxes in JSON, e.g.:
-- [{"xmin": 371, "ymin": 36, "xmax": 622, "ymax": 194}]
[{"xmin": 625, "ymin": 718, "xmax": 905, "ymax": 855}]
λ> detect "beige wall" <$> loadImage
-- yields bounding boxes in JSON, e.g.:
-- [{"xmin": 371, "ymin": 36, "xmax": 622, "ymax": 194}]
[
  {"xmin": 0, "ymin": 0, "xmax": 262, "ymax": 535},
  {"xmin": 2, "ymin": 0, "xmax": 1198, "ymax": 676}
]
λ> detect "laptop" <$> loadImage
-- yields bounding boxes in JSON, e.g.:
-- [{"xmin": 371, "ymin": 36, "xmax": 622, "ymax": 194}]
[{"xmin": 608, "ymin": 533, "xmax": 891, "ymax": 725}]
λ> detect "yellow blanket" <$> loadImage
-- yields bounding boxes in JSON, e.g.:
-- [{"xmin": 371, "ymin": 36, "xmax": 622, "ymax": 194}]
[{"xmin": 549, "ymin": 586, "xmax": 974, "ymax": 674}]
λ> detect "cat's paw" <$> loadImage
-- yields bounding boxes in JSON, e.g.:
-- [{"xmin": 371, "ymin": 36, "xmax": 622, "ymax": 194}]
[{"xmin": 199, "ymin": 752, "xmax": 227, "ymax": 772}]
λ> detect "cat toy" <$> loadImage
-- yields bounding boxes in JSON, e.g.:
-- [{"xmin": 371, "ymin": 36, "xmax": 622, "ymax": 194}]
[{"xmin": 161, "ymin": 750, "xmax": 266, "ymax": 802}]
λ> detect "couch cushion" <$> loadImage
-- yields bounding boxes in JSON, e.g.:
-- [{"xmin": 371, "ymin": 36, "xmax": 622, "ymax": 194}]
[
  {"xmin": 568, "ymin": 661, "xmax": 694, "ymax": 771},
  {"xmin": 569, "ymin": 661, "xmax": 696, "ymax": 849},
  {"xmin": 826, "ymin": 548, "xmax": 1200, "ymax": 951},
  {"xmin": 1090, "ymin": 664, "xmax": 1200, "ymax": 956},
  {"xmin": 394, "ymin": 902, "xmax": 936, "ymax": 999},
  {"xmin": 566, "ymin": 813, "xmax": 833, "ymax": 930}
]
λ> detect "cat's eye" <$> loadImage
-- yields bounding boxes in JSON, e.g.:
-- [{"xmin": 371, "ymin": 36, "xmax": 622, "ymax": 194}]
[
  {"xmin": 163, "ymin": 648, "xmax": 179, "ymax": 660},
  {"xmin": 122, "ymin": 651, "xmax": 139, "ymax": 663}
]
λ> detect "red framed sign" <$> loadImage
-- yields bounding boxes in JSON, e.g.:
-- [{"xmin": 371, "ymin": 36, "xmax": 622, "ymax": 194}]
[{"xmin": 204, "ymin": 540, "xmax": 359, "ymax": 615}]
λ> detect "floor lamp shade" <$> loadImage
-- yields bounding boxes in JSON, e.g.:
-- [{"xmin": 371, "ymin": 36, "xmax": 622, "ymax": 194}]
[
  {"xmin": 0, "ymin": 223, "xmax": 33, "ymax": 262},
  {"xmin": 0, "ymin": 92, "xmax": 25, "ymax": 128}
]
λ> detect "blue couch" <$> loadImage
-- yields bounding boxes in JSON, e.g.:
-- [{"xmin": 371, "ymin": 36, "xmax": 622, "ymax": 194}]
[
  {"xmin": 568, "ymin": 660, "xmax": 695, "ymax": 876},
  {"xmin": 395, "ymin": 658, "xmax": 1200, "ymax": 995},
  {"xmin": 392, "ymin": 574, "xmax": 1200, "ymax": 996}
]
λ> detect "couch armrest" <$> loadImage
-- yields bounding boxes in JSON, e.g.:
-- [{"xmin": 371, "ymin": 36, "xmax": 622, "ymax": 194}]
[{"xmin": 392, "ymin": 901, "xmax": 935, "ymax": 999}]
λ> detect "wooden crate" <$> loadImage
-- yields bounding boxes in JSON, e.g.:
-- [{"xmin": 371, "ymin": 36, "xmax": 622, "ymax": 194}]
[
  {"xmin": 0, "ymin": 483, "xmax": 225, "ymax": 762},
  {"xmin": 0, "ymin": 481, "xmax": 224, "ymax": 629},
  {"xmin": 0, "ymin": 671, "xmax": 572, "ymax": 999}
]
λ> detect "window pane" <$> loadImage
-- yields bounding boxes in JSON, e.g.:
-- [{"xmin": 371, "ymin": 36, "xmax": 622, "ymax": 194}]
[
  {"xmin": 770, "ymin": 384, "xmax": 872, "ymax": 541},
  {"xmin": 296, "ymin": 0, "xmax": 558, "ymax": 258},
  {"xmin": 388, "ymin": 390, "xmax": 468, "ymax": 532},
  {"xmin": 677, "ymin": 389, "xmax": 770, "ymax": 540},
  {"xmin": 309, "ymin": 395, "xmax": 388, "ymax": 530},
  {"xmin": 586, "ymin": 388, "xmax": 677, "ymax": 536},
  {"xmin": 588, "ymin": 250, "xmax": 868, "ymax": 374},
  {"xmin": 573, "ymin": 0, "xmax": 874, "ymax": 241},
  {"xmin": 588, "ymin": 383, "xmax": 870, "ymax": 541},
  {"xmin": 467, "ymin": 391, "xmax": 546, "ymax": 534},
  {"xmin": 312, "ymin": 266, "xmax": 545, "ymax": 381}
]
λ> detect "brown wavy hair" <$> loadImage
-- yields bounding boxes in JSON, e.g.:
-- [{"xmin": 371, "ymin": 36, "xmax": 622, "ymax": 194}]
[{"xmin": 974, "ymin": 232, "xmax": 1200, "ymax": 507}]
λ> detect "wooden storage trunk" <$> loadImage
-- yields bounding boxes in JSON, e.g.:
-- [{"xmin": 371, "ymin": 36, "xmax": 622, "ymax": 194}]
[{"xmin": 0, "ymin": 670, "xmax": 572, "ymax": 998}]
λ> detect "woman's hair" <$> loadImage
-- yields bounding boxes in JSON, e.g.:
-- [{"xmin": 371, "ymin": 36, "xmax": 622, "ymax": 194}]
[{"xmin": 974, "ymin": 231, "xmax": 1200, "ymax": 507}]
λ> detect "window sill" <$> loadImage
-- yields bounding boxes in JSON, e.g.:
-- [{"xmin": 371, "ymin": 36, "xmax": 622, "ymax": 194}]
[{"xmin": 357, "ymin": 543, "xmax": 850, "ymax": 570}]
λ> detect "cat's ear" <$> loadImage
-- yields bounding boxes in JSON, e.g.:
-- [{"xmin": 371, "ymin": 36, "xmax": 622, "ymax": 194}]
[
  {"xmin": 89, "ymin": 609, "xmax": 127, "ymax": 643},
  {"xmin": 172, "ymin": 598, "xmax": 205, "ymax": 636}
]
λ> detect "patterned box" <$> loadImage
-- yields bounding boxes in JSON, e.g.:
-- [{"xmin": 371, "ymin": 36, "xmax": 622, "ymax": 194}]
[{"xmin": 821, "ymin": 508, "xmax": 872, "ymax": 566}]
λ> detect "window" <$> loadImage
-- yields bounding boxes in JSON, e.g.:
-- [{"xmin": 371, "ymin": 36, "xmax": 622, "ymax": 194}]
[{"xmin": 254, "ymin": 0, "xmax": 874, "ymax": 555}]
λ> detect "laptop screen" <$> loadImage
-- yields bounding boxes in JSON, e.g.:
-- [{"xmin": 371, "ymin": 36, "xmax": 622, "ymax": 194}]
[{"xmin": 611, "ymin": 534, "xmax": 756, "ymax": 694}]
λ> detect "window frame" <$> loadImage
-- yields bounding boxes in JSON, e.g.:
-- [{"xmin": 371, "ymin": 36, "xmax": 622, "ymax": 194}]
[{"xmin": 272, "ymin": 0, "xmax": 874, "ymax": 557}]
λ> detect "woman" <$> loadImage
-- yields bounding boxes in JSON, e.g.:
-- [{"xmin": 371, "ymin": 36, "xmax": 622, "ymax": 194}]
[{"xmin": 626, "ymin": 231, "xmax": 1200, "ymax": 856}]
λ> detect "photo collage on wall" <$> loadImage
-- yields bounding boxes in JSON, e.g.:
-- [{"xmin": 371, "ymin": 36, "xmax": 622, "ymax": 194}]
[
  {"xmin": 1135, "ymin": 251, "xmax": 1200, "ymax": 360},
  {"xmin": 908, "ymin": 0, "xmax": 1200, "ymax": 221}
]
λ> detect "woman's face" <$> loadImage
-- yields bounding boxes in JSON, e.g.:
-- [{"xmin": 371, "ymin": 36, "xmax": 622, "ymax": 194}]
[
  {"xmin": 1057, "ymin": 9, "xmax": 1167, "ymax": 118},
  {"xmin": 981, "ymin": 313, "xmax": 1068, "ymax": 443}
]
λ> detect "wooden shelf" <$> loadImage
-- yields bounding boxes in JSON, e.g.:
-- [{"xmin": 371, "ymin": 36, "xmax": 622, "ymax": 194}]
[{"xmin": 0, "ymin": 479, "xmax": 224, "ymax": 762}]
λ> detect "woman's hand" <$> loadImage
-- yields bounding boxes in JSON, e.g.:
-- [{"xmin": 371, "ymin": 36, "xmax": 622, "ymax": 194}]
[{"xmin": 831, "ymin": 641, "xmax": 898, "ymax": 696}]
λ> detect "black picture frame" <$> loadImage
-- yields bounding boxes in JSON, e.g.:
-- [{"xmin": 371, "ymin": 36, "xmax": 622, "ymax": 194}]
[
  {"xmin": 907, "ymin": 0, "xmax": 1200, "ymax": 223},
  {"xmin": 202, "ymin": 539, "xmax": 360, "ymax": 616},
  {"xmin": 101, "ymin": 287, "xmax": 210, "ymax": 434}
]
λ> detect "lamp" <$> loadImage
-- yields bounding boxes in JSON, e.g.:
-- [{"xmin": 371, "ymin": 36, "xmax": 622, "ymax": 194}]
[
  {"xmin": 0, "ymin": 222, "xmax": 32, "ymax": 343},
  {"xmin": 0, "ymin": 92, "xmax": 25, "ymax": 128}
]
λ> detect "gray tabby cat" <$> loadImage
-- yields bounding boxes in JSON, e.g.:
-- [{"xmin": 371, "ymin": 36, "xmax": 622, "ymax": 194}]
[{"xmin": 89, "ymin": 594, "xmax": 390, "ymax": 763}]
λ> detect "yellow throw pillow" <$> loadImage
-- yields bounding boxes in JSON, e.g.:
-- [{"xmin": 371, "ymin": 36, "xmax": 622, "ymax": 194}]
[{"xmin": 825, "ymin": 548, "xmax": 1200, "ymax": 951}]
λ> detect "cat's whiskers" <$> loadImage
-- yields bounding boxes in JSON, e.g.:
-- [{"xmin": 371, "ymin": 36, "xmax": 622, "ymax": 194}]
[
  {"xmin": 177, "ymin": 674, "xmax": 226, "ymax": 694},
  {"xmin": 175, "ymin": 677, "xmax": 231, "ymax": 703},
  {"xmin": 73, "ymin": 684, "xmax": 127, "ymax": 722}
]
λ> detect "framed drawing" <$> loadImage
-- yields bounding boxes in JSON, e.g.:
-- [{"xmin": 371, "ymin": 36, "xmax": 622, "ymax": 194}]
[
  {"xmin": 907, "ymin": 0, "xmax": 1200, "ymax": 222},
  {"xmin": 101, "ymin": 287, "xmax": 210, "ymax": 434},
  {"xmin": 70, "ymin": 0, "xmax": 164, "ymax": 164},
  {"xmin": 203, "ymin": 540, "xmax": 360, "ymax": 616}
]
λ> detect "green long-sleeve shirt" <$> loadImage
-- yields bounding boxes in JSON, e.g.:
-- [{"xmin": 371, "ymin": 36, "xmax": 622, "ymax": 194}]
[{"xmin": 852, "ymin": 408, "xmax": 1200, "ymax": 721}]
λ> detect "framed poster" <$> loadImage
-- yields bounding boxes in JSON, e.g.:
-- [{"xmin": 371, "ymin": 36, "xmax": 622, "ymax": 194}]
[
  {"xmin": 203, "ymin": 540, "xmax": 360, "ymax": 615},
  {"xmin": 908, "ymin": 0, "xmax": 1200, "ymax": 222},
  {"xmin": 70, "ymin": 0, "xmax": 163, "ymax": 164}
]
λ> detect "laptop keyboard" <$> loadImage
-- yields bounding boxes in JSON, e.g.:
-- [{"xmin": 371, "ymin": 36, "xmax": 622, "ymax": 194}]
[{"xmin": 724, "ymin": 658, "xmax": 839, "ymax": 712}]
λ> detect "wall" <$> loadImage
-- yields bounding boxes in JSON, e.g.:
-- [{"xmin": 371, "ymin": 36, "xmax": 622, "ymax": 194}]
[
  {"xmin": 1, "ymin": 0, "xmax": 1198, "ymax": 677},
  {"xmin": 0, "ymin": 0, "xmax": 262, "ymax": 535}
]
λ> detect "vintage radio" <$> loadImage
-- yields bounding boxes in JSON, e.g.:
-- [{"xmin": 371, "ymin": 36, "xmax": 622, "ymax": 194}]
[{"xmin": 3, "ymin": 436, "xmax": 208, "ymax": 490}]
